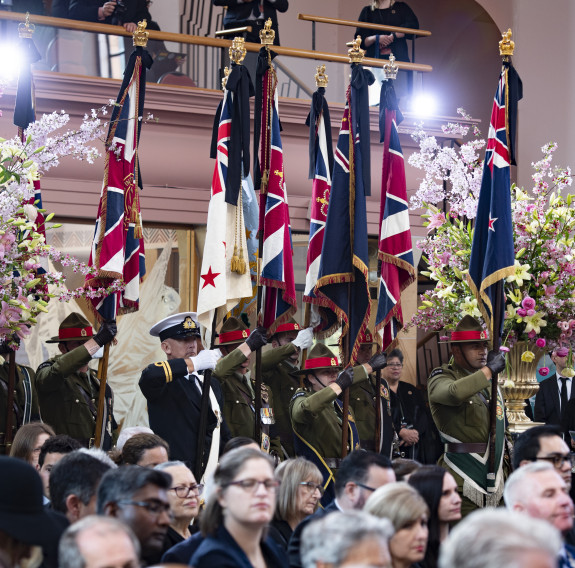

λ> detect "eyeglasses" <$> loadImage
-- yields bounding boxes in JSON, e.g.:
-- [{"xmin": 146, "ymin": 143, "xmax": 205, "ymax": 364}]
[
  {"xmin": 117, "ymin": 500, "xmax": 172, "ymax": 517},
  {"xmin": 226, "ymin": 478, "xmax": 280, "ymax": 493},
  {"xmin": 387, "ymin": 363, "xmax": 403, "ymax": 368},
  {"xmin": 356, "ymin": 482, "xmax": 377, "ymax": 492},
  {"xmin": 299, "ymin": 482, "xmax": 325, "ymax": 496},
  {"xmin": 170, "ymin": 484, "xmax": 204, "ymax": 498},
  {"xmin": 533, "ymin": 454, "xmax": 575, "ymax": 468}
]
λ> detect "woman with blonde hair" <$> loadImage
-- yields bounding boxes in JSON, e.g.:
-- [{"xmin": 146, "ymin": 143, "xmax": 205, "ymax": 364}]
[
  {"xmin": 365, "ymin": 482, "xmax": 429, "ymax": 568},
  {"xmin": 191, "ymin": 447, "xmax": 287, "ymax": 568},
  {"xmin": 269, "ymin": 457, "xmax": 323, "ymax": 552}
]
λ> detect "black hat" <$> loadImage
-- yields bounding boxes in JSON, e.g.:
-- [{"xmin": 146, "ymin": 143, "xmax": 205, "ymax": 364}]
[
  {"xmin": 149, "ymin": 312, "xmax": 201, "ymax": 342},
  {"xmin": 0, "ymin": 456, "xmax": 64, "ymax": 547}
]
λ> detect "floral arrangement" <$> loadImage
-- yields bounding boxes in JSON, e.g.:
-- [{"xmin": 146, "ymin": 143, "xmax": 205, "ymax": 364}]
[
  {"xmin": 0, "ymin": 86, "xmax": 124, "ymax": 347},
  {"xmin": 406, "ymin": 109, "xmax": 575, "ymax": 372}
]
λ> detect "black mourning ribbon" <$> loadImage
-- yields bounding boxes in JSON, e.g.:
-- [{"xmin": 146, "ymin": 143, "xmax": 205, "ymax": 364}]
[
  {"xmin": 305, "ymin": 87, "xmax": 334, "ymax": 180},
  {"xmin": 378, "ymin": 80, "xmax": 404, "ymax": 143}
]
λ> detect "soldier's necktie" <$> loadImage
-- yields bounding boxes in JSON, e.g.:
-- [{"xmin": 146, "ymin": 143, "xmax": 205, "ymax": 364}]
[{"xmin": 560, "ymin": 377, "xmax": 569, "ymax": 417}]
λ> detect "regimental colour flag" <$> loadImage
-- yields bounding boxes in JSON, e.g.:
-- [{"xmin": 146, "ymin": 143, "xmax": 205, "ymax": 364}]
[
  {"xmin": 196, "ymin": 80, "xmax": 254, "ymax": 330},
  {"xmin": 85, "ymin": 46, "xmax": 151, "ymax": 321},
  {"xmin": 314, "ymin": 65, "xmax": 373, "ymax": 364},
  {"xmin": 303, "ymin": 86, "xmax": 333, "ymax": 332},
  {"xmin": 468, "ymin": 61, "xmax": 522, "ymax": 336},
  {"xmin": 257, "ymin": 59, "xmax": 296, "ymax": 334},
  {"xmin": 375, "ymin": 82, "xmax": 415, "ymax": 350}
]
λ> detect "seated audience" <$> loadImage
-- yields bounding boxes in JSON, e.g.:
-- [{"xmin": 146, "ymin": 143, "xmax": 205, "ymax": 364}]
[
  {"xmin": 154, "ymin": 461, "xmax": 202, "ymax": 552},
  {"xmin": 0, "ymin": 457, "xmax": 67, "ymax": 568},
  {"xmin": 270, "ymin": 458, "xmax": 323, "ymax": 551},
  {"xmin": 191, "ymin": 447, "xmax": 287, "ymax": 568},
  {"xmin": 49, "ymin": 450, "xmax": 114, "ymax": 523},
  {"xmin": 222, "ymin": 436, "xmax": 261, "ymax": 455},
  {"xmin": 37, "ymin": 434, "xmax": 82, "ymax": 503},
  {"xmin": 301, "ymin": 510, "xmax": 393, "ymax": 568},
  {"xmin": 288, "ymin": 451, "xmax": 396, "ymax": 568},
  {"xmin": 365, "ymin": 482, "xmax": 429, "ymax": 568},
  {"xmin": 59, "ymin": 515, "xmax": 140, "ymax": 568},
  {"xmin": 392, "ymin": 457, "xmax": 421, "ymax": 482},
  {"xmin": 438, "ymin": 508, "xmax": 561, "ymax": 568},
  {"xmin": 9, "ymin": 421, "xmax": 55, "ymax": 468},
  {"xmin": 408, "ymin": 465, "xmax": 462, "ymax": 568},
  {"xmin": 97, "ymin": 465, "xmax": 172, "ymax": 566},
  {"xmin": 112, "ymin": 432, "xmax": 170, "ymax": 467}
]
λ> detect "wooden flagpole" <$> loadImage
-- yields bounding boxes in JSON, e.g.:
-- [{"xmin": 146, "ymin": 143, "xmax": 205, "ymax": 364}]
[{"xmin": 94, "ymin": 341, "xmax": 110, "ymax": 448}]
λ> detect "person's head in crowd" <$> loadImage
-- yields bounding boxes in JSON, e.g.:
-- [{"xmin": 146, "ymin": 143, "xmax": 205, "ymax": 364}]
[
  {"xmin": 116, "ymin": 433, "xmax": 170, "ymax": 468},
  {"xmin": 154, "ymin": 461, "xmax": 202, "ymax": 540},
  {"xmin": 448, "ymin": 316, "xmax": 489, "ymax": 372},
  {"xmin": 383, "ymin": 348, "xmax": 404, "ymax": 385},
  {"xmin": 97, "ymin": 465, "xmax": 172, "ymax": 565},
  {"xmin": 512, "ymin": 424, "xmax": 572, "ymax": 489},
  {"xmin": 200, "ymin": 447, "xmax": 277, "ymax": 537},
  {"xmin": 0, "ymin": 457, "xmax": 64, "ymax": 568},
  {"xmin": 391, "ymin": 458, "xmax": 422, "ymax": 482},
  {"xmin": 355, "ymin": 330, "xmax": 375, "ymax": 366},
  {"xmin": 9, "ymin": 421, "xmax": 55, "ymax": 469},
  {"xmin": 274, "ymin": 458, "xmax": 323, "ymax": 530},
  {"xmin": 222, "ymin": 436, "xmax": 261, "ymax": 455},
  {"xmin": 365, "ymin": 482, "xmax": 429, "ymax": 568},
  {"xmin": 301, "ymin": 510, "xmax": 393, "ymax": 568},
  {"xmin": 116, "ymin": 426, "xmax": 154, "ymax": 452},
  {"xmin": 334, "ymin": 451, "xmax": 396, "ymax": 511},
  {"xmin": 270, "ymin": 319, "xmax": 302, "ymax": 365},
  {"xmin": 37, "ymin": 434, "xmax": 82, "ymax": 499},
  {"xmin": 49, "ymin": 451, "xmax": 113, "ymax": 524},
  {"xmin": 217, "ymin": 317, "xmax": 252, "ymax": 374},
  {"xmin": 504, "ymin": 461, "xmax": 574, "ymax": 535},
  {"xmin": 408, "ymin": 465, "xmax": 461, "ymax": 568},
  {"xmin": 77, "ymin": 447, "xmax": 117, "ymax": 468},
  {"xmin": 438, "ymin": 508, "xmax": 561, "ymax": 568},
  {"xmin": 299, "ymin": 344, "xmax": 342, "ymax": 393},
  {"xmin": 59, "ymin": 516, "xmax": 140, "ymax": 568}
]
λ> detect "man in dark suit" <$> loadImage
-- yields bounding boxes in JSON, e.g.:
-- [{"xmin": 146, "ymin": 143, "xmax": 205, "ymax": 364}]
[
  {"xmin": 139, "ymin": 312, "xmax": 230, "ymax": 479},
  {"xmin": 287, "ymin": 450, "xmax": 395, "ymax": 568},
  {"xmin": 534, "ymin": 348, "xmax": 575, "ymax": 439}
]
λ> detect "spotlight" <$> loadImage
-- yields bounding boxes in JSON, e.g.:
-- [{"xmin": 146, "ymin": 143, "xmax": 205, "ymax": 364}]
[
  {"xmin": 0, "ymin": 42, "xmax": 23, "ymax": 82},
  {"xmin": 411, "ymin": 93, "xmax": 438, "ymax": 117}
]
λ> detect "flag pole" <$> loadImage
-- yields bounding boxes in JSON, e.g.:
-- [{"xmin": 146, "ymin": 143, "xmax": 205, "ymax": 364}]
[
  {"xmin": 4, "ymin": 349, "xmax": 17, "ymax": 452},
  {"xmin": 94, "ymin": 341, "xmax": 110, "ymax": 448},
  {"xmin": 488, "ymin": 281, "xmax": 503, "ymax": 474},
  {"xmin": 341, "ymin": 284, "xmax": 351, "ymax": 458}
]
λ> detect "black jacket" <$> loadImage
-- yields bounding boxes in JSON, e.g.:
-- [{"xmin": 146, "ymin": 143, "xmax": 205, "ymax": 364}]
[{"xmin": 535, "ymin": 374, "xmax": 575, "ymax": 437}]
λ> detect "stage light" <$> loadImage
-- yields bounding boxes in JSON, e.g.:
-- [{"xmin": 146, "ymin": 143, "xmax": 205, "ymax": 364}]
[
  {"xmin": 0, "ymin": 41, "xmax": 23, "ymax": 82},
  {"xmin": 411, "ymin": 93, "xmax": 438, "ymax": 117}
]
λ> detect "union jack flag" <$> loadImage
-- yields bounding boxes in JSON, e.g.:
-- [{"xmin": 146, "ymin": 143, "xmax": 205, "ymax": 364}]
[
  {"xmin": 85, "ymin": 47, "xmax": 150, "ymax": 321},
  {"xmin": 375, "ymin": 82, "xmax": 415, "ymax": 350},
  {"xmin": 303, "ymin": 88, "xmax": 333, "ymax": 332},
  {"xmin": 196, "ymin": 82, "xmax": 254, "ymax": 330},
  {"xmin": 315, "ymin": 66, "xmax": 372, "ymax": 365},
  {"xmin": 257, "ymin": 64, "xmax": 296, "ymax": 334},
  {"xmin": 468, "ymin": 62, "xmax": 522, "ymax": 336},
  {"xmin": 14, "ymin": 34, "xmax": 46, "ymax": 255}
]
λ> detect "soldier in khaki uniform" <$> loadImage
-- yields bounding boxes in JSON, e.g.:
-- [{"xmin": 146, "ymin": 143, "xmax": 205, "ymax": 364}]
[
  {"xmin": 213, "ymin": 317, "xmax": 282, "ymax": 457},
  {"xmin": 348, "ymin": 329, "xmax": 395, "ymax": 458},
  {"xmin": 427, "ymin": 315, "xmax": 506, "ymax": 517},
  {"xmin": 0, "ymin": 339, "xmax": 40, "ymax": 453},
  {"xmin": 35, "ymin": 313, "xmax": 117, "ymax": 449},
  {"xmin": 262, "ymin": 318, "xmax": 313, "ymax": 458},
  {"xmin": 290, "ymin": 343, "xmax": 387, "ymax": 505}
]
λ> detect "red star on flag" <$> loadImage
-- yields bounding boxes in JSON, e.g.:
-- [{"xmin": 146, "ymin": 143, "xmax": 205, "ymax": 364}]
[
  {"xmin": 488, "ymin": 215, "xmax": 497, "ymax": 231},
  {"xmin": 200, "ymin": 266, "xmax": 220, "ymax": 289}
]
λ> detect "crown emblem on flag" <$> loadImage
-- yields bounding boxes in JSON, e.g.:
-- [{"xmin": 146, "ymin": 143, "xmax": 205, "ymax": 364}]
[
  {"xmin": 18, "ymin": 13, "xmax": 35, "ymax": 38},
  {"xmin": 499, "ymin": 29, "xmax": 515, "ymax": 57},
  {"xmin": 229, "ymin": 37, "xmax": 247, "ymax": 65},
  {"xmin": 315, "ymin": 65, "xmax": 329, "ymax": 88},
  {"xmin": 221, "ymin": 66, "xmax": 231, "ymax": 91},
  {"xmin": 383, "ymin": 53, "xmax": 399, "ymax": 80},
  {"xmin": 347, "ymin": 36, "xmax": 365, "ymax": 63},
  {"xmin": 133, "ymin": 20, "xmax": 149, "ymax": 47},
  {"xmin": 260, "ymin": 18, "xmax": 275, "ymax": 45}
]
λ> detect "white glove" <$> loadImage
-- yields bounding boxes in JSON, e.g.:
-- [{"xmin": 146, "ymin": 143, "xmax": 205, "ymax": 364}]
[
  {"xmin": 292, "ymin": 327, "xmax": 314, "ymax": 350},
  {"xmin": 190, "ymin": 349, "xmax": 220, "ymax": 372}
]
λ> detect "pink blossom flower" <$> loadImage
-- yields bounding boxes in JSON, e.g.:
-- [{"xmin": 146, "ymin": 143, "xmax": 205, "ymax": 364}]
[
  {"xmin": 540, "ymin": 271, "xmax": 550, "ymax": 281},
  {"xmin": 427, "ymin": 212, "xmax": 446, "ymax": 233},
  {"xmin": 438, "ymin": 252, "xmax": 451, "ymax": 265},
  {"xmin": 439, "ymin": 336, "xmax": 449, "ymax": 341},
  {"xmin": 500, "ymin": 346, "xmax": 510, "ymax": 353},
  {"xmin": 526, "ymin": 309, "xmax": 536, "ymax": 317},
  {"xmin": 522, "ymin": 297, "xmax": 536, "ymax": 310},
  {"xmin": 539, "ymin": 367, "xmax": 550, "ymax": 376},
  {"xmin": 536, "ymin": 338, "xmax": 547, "ymax": 348},
  {"xmin": 528, "ymin": 330, "xmax": 537, "ymax": 339},
  {"xmin": 543, "ymin": 284, "xmax": 557, "ymax": 296},
  {"xmin": 557, "ymin": 347, "xmax": 569, "ymax": 357},
  {"xmin": 517, "ymin": 308, "xmax": 527, "ymax": 317}
]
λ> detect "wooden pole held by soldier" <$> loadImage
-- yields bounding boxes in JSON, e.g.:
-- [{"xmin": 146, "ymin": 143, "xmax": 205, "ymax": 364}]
[{"xmin": 94, "ymin": 341, "xmax": 110, "ymax": 448}]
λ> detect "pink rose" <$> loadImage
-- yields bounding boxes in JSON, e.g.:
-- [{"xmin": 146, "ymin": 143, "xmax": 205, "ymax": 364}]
[
  {"xmin": 500, "ymin": 346, "xmax": 510, "ymax": 353},
  {"xmin": 526, "ymin": 309, "xmax": 536, "ymax": 317},
  {"xmin": 540, "ymin": 271, "xmax": 550, "ymax": 281},
  {"xmin": 539, "ymin": 367, "xmax": 550, "ymax": 376},
  {"xmin": 557, "ymin": 347, "xmax": 569, "ymax": 357},
  {"xmin": 522, "ymin": 296, "xmax": 536, "ymax": 310},
  {"xmin": 544, "ymin": 284, "xmax": 557, "ymax": 296},
  {"xmin": 517, "ymin": 308, "xmax": 527, "ymax": 317},
  {"xmin": 528, "ymin": 330, "xmax": 537, "ymax": 339},
  {"xmin": 535, "ymin": 338, "xmax": 547, "ymax": 348}
]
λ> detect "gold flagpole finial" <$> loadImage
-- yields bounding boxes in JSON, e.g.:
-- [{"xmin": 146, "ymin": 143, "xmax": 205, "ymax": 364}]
[
  {"xmin": 221, "ymin": 66, "xmax": 231, "ymax": 91},
  {"xmin": 18, "ymin": 12, "xmax": 35, "ymax": 38},
  {"xmin": 260, "ymin": 18, "xmax": 275, "ymax": 45},
  {"xmin": 133, "ymin": 20, "xmax": 149, "ymax": 47},
  {"xmin": 229, "ymin": 37, "xmax": 247, "ymax": 65},
  {"xmin": 383, "ymin": 53, "xmax": 399, "ymax": 80},
  {"xmin": 315, "ymin": 65, "xmax": 328, "ymax": 88},
  {"xmin": 346, "ymin": 36, "xmax": 365, "ymax": 64},
  {"xmin": 499, "ymin": 28, "xmax": 514, "ymax": 59}
]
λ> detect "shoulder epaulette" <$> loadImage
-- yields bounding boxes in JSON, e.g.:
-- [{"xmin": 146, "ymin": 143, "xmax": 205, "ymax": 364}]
[
  {"xmin": 37, "ymin": 360, "xmax": 54, "ymax": 371},
  {"xmin": 429, "ymin": 367, "xmax": 444, "ymax": 379},
  {"xmin": 290, "ymin": 389, "xmax": 307, "ymax": 403}
]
